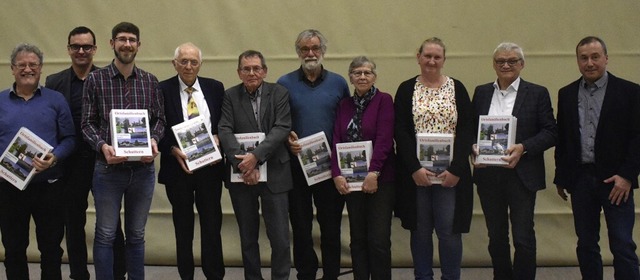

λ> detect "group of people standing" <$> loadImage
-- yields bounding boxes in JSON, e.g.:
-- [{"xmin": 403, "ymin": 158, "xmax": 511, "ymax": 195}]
[{"xmin": 0, "ymin": 21, "xmax": 638, "ymax": 280}]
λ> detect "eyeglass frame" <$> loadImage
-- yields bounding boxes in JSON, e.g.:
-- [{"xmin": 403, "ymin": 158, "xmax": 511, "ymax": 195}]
[
  {"xmin": 239, "ymin": 66, "xmax": 265, "ymax": 74},
  {"xmin": 113, "ymin": 37, "xmax": 139, "ymax": 44},
  {"xmin": 494, "ymin": 59, "xmax": 522, "ymax": 66},
  {"xmin": 298, "ymin": 45, "xmax": 323, "ymax": 55},
  {"xmin": 350, "ymin": 70, "xmax": 375, "ymax": 77},
  {"xmin": 176, "ymin": 59, "xmax": 201, "ymax": 67},
  {"xmin": 12, "ymin": 63, "xmax": 41, "ymax": 70},
  {"xmin": 68, "ymin": 44, "xmax": 96, "ymax": 52}
]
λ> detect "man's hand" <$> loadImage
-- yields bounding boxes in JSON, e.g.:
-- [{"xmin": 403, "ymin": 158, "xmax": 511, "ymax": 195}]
[
  {"xmin": 412, "ymin": 167, "xmax": 434, "ymax": 187},
  {"xmin": 140, "ymin": 139, "xmax": 159, "ymax": 163},
  {"xmin": 333, "ymin": 176, "xmax": 350, "ymax": 195},
  {"xmin": 32, "ymin": 152, "xmax": 57, "ymax": 173},
  {"xmin": 242, "ymin": 168, "xmax": 260, "ymax": 185},
  {"xmin": 171, "ymin": 146, "xmax": 193, "ymax": 174},
  {"xmin": 556, "ymin": 185, "xmax": 568, "ymax": 201},
  {"xmin": 235, "ymin": 153, "xmax": 258, "ymax": 173},
  {"xmin": 101, "ymin": 144, "xmax": 128, "ymax": 164},
  {"xmin": 605, "ymin": 175, "xmax": 632, "ymax": 205},
  {"xmin": 501, "ymin": 143, "xmax": 525, "ymax": 169},
  {"xmin": 287, "ymin": 131, "xmax": 301, "ymax": 155},
  {"xmin": 471, "ymin": 144, "xmax": 487, "ymax": 168}
]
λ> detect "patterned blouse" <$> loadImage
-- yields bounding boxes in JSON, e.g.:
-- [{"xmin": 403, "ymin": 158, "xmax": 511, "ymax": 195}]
[{"xmin": 412, "ymin": 76, "xmax": 458, "ymax": 134}]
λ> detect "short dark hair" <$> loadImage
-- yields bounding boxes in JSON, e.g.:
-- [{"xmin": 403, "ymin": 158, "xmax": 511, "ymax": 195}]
[
  {"xmin": 68, "ymin": 26, "xmax": 96, "ymax": 45},
  {"xmin": 112, "ymin": 22, "xmax": 140, "ymax": 40},
  {"xmin": 237, "ymin": 50, "xmax": 267, "ymax": 70},
  {"xmin": 576, "ymin": 36, "xmax": 607, "ymax": 55}
]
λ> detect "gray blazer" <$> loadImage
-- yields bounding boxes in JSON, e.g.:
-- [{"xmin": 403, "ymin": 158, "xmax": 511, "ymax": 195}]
[
  {"xmin": 472, "ymin": 79, "xmax": 558, "ymax": 191},
  {"xmin": 218, "ymin": 81, "xmax": 293, "ymax": 193}
]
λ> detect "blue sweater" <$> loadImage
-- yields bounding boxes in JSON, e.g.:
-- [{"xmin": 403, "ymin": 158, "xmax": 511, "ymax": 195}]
[
  {"xmin": 0, "ymin": 86, "xmax": 75, "ymax": 182},
  {"xmin": 277, "ymin": 68, "xmax": 349, "ymax": 143}
]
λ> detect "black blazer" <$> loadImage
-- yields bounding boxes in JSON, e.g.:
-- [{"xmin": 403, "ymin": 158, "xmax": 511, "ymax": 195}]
[
  {"xmin": 554, "ymin": 72, "xmax": 640, "ymax": 191},
  {"xmin": 218, "ymin": 82, "xmax": 293, "ymax": 194},
  {"xmin": 158, "ymin": 75, "xmax": 225, "ymax": 185},
  {"xmin": 45, "ymin": 65, "xmax": 98, "ymax": 104},
  {"xmin": 472, "ymin": 79, "xmax": 557, "ymax": 192}
]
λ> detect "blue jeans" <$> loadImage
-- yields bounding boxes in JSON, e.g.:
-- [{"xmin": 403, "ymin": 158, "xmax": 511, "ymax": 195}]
[
  {"xmin": 92, "ymin": 161, "xmax": 155, "ymax": 280},
  {"xmin": 570, "ymin": 165, "xmax": 640, "ymax": 280},
  {"xmin": 411, "ymin": 185, "xmax": 461, "ymax": 280}
]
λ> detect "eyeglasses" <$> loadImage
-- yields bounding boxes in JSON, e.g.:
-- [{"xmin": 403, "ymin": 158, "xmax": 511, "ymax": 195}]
[
  {"xmin": 299, "ymin": 45, "xmax": 322, "ymax": 54},
  {"xmin": 68, "ymin": 44, "xmax": 95, "ymax": 52},
  {"xmin": 176, "ymin": 59, "xmax": 200, "ymax": 67},
  {"xmin": 494, "ymin": 59, "xmax": 521, "ymax": 66},
  {"xmin": 239, "ymin": 66, "xmax": 264, "ymax": 74},
  {"xmin": 350, "ymin": 70, "xmax": 375, "ymax": 77},
  {"xmin": 114, "ymin": 37, "xmax": 138, "ymax": 44},
  {"xmin": 12, "ymin": 63, "xmax": 41, "ymax": 70}
]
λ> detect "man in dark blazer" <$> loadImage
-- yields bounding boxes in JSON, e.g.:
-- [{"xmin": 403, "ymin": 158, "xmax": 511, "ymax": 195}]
[
  {"xmin": 158, "ymin": 42, "xmax": 225, "ymax": 280},
  {"xmin": 45, "ymin": 26, "xmax": 125, "ymax": 280},
  {"xmin": 555, "ymin": 36, "xmax": 640, "ymax": 280},
  {"xmin": 218, "ymin": 50, "xmax": 292, "ymax": 280},
  {"xmin": 472, "ymin": 42, "xmax": 557, "ymax": 280}
]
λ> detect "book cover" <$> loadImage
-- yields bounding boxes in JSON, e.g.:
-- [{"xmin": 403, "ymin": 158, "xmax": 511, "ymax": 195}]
[
  {"xmin": 335, "ymin": 140, "xmax": 373, "ymax": 191},
  {"xmin": 296, "ymin": 131, "xmax": 332, "ymax": 186},
  {"xmin": 476, "ymin": 115, "xmax": 518, "ymax": 165},
  {"xmin": 0, "ymin": 127, "xmax": 53, "ymax": 190},
  {"xmin": 171, "ymin": 116, "xmax": 222, "ymax": 171},
  {"xmin": 110, "ymin": 109, "xmax": 152, "ymax": 161},
  {"xmin": 416, "ymin": 133, "xmax": 454, "ymax": 184},
  {"xmin": 230, "ymin": 132, "xmax": 267, "ymax": 183}
]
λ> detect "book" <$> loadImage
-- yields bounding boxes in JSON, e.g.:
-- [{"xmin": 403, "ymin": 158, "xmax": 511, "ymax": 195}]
[
  {"xmin": 296, "ymin": 131, "xmax": 332, "ymax": 186},
  {"xmin": 171, "ymin": 116, "xmax": 222, "ymax": 171},
  {"xmin": 416, "ymin": 133, "xmax": 454, "ymax": 184},
  {"xmin": 110, "ymin": 109, "xmax": 152, "ymax": 161},
  {"xmin": 335, "ymin": 140, "xmax": 373, "ymax": 191},
  {"xmin": 0, "ymin": 127, "xmax": 53, "ymax": 190},
  {"xmin": 230, "ymin": 132, "xmax": 267, "ymax": 183},
  {"xmin": 476, "ymin": 115, "xmax": 518, "ymax": 165}
]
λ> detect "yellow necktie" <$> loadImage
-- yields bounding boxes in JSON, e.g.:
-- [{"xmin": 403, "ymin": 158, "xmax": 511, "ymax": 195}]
[{"xmin": 186, "ymin": 86, "xmax": 199, "ymax": 119}]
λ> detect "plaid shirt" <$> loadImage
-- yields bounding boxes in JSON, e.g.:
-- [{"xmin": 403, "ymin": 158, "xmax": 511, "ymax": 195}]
[{"xmin": 81, "ymin": 61, "xmax": 165, "ymax": 152}]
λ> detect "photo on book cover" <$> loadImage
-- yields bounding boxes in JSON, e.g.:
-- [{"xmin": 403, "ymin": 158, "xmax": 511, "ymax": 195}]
[
  {"xmin": 478, "ymin": 122, "xmax": 511, "ymax": 155},
  {"xmin": 173, "ymin": 118, "xmax": 220, "ymax": 164},
  {"xmin": 418, "ymin": 142, "xmax": 451, "ymax": 175},
  {"xmin": 0, "ymin": 136, "xmax": 43, "ymax": 181},
  {"xmin": 231, "ymin": 133, "xmax": 267, "ymax": 182},
  {"xmin": 297, "ymin": 132, "xmax": 332, "ymax": 185},
  {"xmin": 336, "ymin": 140, "xmax": 372, "ymax": 191},
  {"xmin": 113, "ymin": 116, "xmax": 149, "ymax": 148}
]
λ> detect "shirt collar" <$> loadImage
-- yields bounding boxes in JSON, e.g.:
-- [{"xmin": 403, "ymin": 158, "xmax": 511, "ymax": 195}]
[
  {"xmin": 580, "ymin": 71, "xmax": 608, "ymax": 89},
  {"xmin": 107, "ymin": 60, "xmax": 139, "ymax": 79},
  {"xmin": 10, "ymin": 84, "xmax": 42, "ymax": 99},
  {"xmin": 297, "ymin": 66, "xmax": 327, "ymax": 84},
  {"xmin": 493, "ymin": 76, "xmax": 521, "ymax": 93},
  {"xmin": 178, "ymin": 76, "xmax": 201, "ymax": 94}
]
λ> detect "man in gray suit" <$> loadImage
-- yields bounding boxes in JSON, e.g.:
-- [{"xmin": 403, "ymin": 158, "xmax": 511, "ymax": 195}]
[
  {"xmin": 218, "ymin": 50, "xmax": 293, "ymax": 280},
  {"xmin": 471, "ymin": 42, "xmax": 557, "ymax": 280}
]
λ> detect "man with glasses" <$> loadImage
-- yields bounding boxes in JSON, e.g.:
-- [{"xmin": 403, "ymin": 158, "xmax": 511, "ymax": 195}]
[
  {"xmin": 218, "ymin": 50, "xmax": 292, "ymax": 280},
  {"xmin": 158, "ymin": 42, "xmax": 225, "ymax": 280},
  {"xmin": 276, "ymin": 29, "xmax": 349, "ymax": 280},
  {"xmin": 471, "ymin": 42, "xmax": 557, "ymax": 280},
  {"xmin": 82, "ymin": 22, "xmax": 165, "ymax": 280},
  {"xmin": 45, "ymin": 26, "xmax": 126, "ymax": 280},
  {"xmin": 0, "ymin": 43, "xmax": 75, "ymax": 280}
]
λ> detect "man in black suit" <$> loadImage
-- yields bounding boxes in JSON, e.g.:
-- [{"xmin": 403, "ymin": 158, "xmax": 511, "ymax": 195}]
[
  {"xmin": 555, "ymin": 36, "xmax": 640, "ymax": 280},
  {"xmin": 45, "ymin": 26, "xmax": 126, "ymax": 280},
  {"xmin": 218, "ymin": 50, "xmax": 292, "ymax": 280},
  {"xmin": 158, "ymin": 42, "xmax": 225, "ymax": 280},
  {"xmin": 472, "ymin": 42, "xmax": 557, "ymax": 280}
]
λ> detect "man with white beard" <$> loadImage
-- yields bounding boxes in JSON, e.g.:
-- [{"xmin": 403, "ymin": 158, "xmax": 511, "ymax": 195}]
[{"xmin": 277, "ymin": 29, "xmax": 350, "ymax": 280}]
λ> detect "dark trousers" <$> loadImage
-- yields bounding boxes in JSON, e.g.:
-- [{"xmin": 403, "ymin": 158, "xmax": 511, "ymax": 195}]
[
  {"xmin": 570, "ymin": 165, "xmax": 640, "ymax": 280},
  {"xmin": 345, "ymin": 182, "xmax": 394, "ymax": 280},
  {"xmin": 0, "ymin": 180, "xmax": 64, "ymax": 280},
  {"xmin": 164, "ymin": 167, "xmax": 225, "ymax": 280},
  {"xmin": 289, "ymin": 157, "xmax": 345, "ymax": 280},
  {"xmin": 63, "ymin": 152, "xmax": 126, "ymax": 280},
  {"xmin": 477, "ymin": 168, "xmax": 537, "ymax": 280}
]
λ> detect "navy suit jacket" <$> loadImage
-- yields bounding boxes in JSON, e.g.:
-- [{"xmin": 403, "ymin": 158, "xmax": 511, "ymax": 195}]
[
  {"xmin": 218, "ymin": 81, "xmax": 293, "ymax": 194},
  {"xmin": 472, "ymin": 79, "xmax": 557, "ymax": 192},
  {"xmin": 554, "ymin": 73, "xmax": 640, "ymax": 191},
  {"xmin": 158, "ymin": 75, "xmax": 225, "ymax": 185}
]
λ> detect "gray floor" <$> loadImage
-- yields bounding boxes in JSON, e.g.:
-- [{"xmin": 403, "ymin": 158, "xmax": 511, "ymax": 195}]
[{"xmin": 17, "ymin": 263, "xmax": 614, "ymax": 279}]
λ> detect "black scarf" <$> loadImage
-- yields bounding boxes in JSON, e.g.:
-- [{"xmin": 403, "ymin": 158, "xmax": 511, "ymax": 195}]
[{"xmin": 346, "ymin": 86, "xmax": 376, "ymax": 142}]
